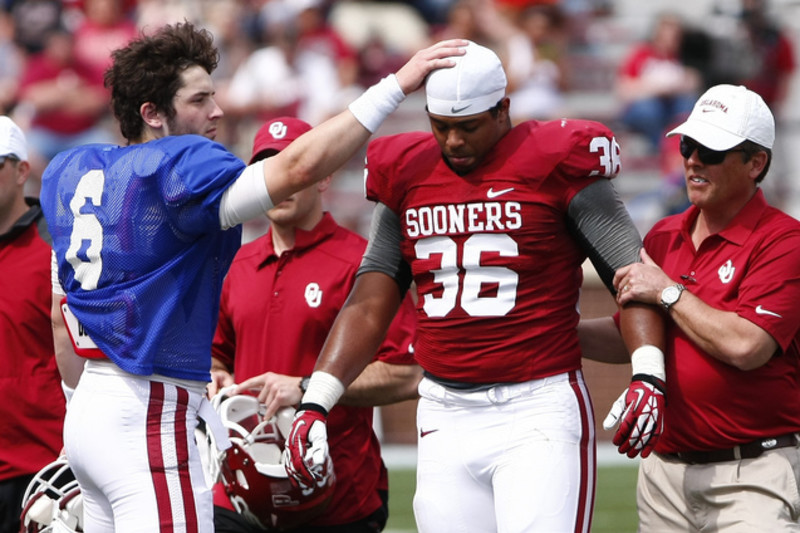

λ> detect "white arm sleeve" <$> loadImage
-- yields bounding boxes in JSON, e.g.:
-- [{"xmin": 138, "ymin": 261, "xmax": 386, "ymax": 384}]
[{"xmin": 219, "ymin": 160, "xmax": 274, "ymax": 230}]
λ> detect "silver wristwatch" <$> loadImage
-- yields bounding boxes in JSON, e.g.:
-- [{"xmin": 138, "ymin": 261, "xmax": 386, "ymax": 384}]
[
  {"xmin": 660, "ymin": 284, "xmax": 686, "ymax": 311},
  {"xmin": 299, "ymin": 375, "xmax": 311, "ymax": 394}
]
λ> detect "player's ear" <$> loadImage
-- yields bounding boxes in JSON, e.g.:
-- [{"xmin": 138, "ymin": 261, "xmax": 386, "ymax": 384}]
[
  {"xmin": 497, "ymin": 98, "xmax": 511, "ymax": 122},
  {"xmin": 317, "ymin": 175, "xmax": 332, "ymax": 193},
  {"xmin": 140, "ymin": 102, "xmax": 163, "ymax": 129}
]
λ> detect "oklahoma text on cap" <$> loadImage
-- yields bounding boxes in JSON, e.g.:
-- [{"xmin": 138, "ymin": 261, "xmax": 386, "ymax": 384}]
[{"xmin": 667, "ymin": 84, "xmax": 774, "ymax": 151}]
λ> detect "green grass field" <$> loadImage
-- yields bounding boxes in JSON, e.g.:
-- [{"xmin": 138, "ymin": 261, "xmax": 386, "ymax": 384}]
[{"xmin": 385, "ymin": 464, "xmax": 639, "ymax": 533}]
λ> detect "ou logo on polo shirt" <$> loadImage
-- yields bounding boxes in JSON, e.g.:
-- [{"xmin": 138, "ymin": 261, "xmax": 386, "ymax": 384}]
[
  {"xmin": 718, "ymin": 259, "xmax": 735, "ymax": 284},
  {"xmin": 305, "ymin": 282, "xmax": 322, "ymax": 308}
]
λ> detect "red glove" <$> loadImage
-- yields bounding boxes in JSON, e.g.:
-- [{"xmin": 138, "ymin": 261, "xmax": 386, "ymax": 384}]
[
  {"xmin": 603, "ymin": 375, "xmax": 666, "ymax": 458},
  {"xmin": 283, "ymin": 403, "xmax": 334, "ymax": 490}
]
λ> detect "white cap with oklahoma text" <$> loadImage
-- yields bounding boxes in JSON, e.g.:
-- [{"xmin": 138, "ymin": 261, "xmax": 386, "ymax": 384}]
[
  {"xmin": 666, "ymin": 84, "xmax": 774, "ymax": 150},
  {"xmin": 425, "ymin": 40, "xmax": 507, "ymax": 117}
]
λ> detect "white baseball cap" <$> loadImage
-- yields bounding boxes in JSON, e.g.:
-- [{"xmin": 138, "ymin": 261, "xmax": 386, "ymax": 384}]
[
  {"xmin": 425, "ymin": 40, "xmax": 507, "ymax": 117},
  {"xmin": 666, "ymin": 84, "xmax": 774, "ymax": 150},
  {"xmin": 0, "ymin": 115, "xmax": 28, "ymax": 161}
]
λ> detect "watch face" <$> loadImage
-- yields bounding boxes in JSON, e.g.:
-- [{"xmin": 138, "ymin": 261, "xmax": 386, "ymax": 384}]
[{"xmin": 662, "ymin": 286, "xmax": 680, "ymax": 305}]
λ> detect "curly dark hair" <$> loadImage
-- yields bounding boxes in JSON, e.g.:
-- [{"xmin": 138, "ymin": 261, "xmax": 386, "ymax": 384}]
[{"xmin": 104, "ymin": 22, "xmax": 219, "ymax": 142}]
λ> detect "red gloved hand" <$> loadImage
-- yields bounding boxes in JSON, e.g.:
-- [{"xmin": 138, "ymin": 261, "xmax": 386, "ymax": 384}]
[
  {"xmin": 603, "ymin": 375, "xmax": 666, "ymax": 458},
  {"xmin": 283, "ymin": 403, "xmax": 333, "ymax": 490}
]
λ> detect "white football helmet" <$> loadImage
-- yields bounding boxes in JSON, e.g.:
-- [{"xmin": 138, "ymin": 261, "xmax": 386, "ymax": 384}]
[
  {"xmin": 19, "ymin": 457, "xmax": 83, "ymax": 533},
  {"xmin": 200, "ymin": 387, "xmax": 335, "ymax": 530}
]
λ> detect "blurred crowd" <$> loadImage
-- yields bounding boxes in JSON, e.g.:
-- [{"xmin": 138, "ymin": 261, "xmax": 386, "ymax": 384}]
[{"xmin": 0, "ymin": 0, "xmax": 795, "ymax": 228}]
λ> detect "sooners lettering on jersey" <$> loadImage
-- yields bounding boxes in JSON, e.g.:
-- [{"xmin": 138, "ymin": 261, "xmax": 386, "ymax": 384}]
[{"xmin": 365, "ymin": 119, "xmax": 621, "ymax": 383}]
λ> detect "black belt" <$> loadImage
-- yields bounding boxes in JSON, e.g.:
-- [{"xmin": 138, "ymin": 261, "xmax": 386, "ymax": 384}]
[
  {"xmin": 423, "ymin": 371, "xmax": 500, "ymax": 392},
  {"xmin": 664, "ymin": 433, "xmax": 799, "ymax": 465}
]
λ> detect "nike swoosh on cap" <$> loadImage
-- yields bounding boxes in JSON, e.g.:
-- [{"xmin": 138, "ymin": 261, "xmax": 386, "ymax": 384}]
[
  {"xmin": 755, "ymin": 305, "xmax": 782, "ymax": 318},
  {"xmin": 487, "ymin": 187, "xmax": 514, "ymax": 198},
  {"xmin": 420, "ymin": 429, "xmax": 439, "ymax": 438},
  {"xmin": 451, "ymin": 104, "xmax": 471, "ymax": 114}
]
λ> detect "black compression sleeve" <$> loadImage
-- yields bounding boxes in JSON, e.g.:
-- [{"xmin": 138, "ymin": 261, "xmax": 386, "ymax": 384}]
[
  {"xmin": 358, "ymin": 202, "xmax": 413, "ymax": 294},
  {"xmin": 567, "ymin": 180, "xmax": 643, "ymax": 294}
]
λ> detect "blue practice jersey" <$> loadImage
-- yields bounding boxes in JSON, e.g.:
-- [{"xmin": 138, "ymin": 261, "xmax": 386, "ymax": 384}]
[{"xmin": 40, "ymin": 135, "xmax": 245, "ymax": 381}]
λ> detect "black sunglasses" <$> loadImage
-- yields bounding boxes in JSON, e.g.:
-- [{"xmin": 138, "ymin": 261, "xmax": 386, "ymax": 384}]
[
  {"xmin": 0, "ymin": 155, "xmax": 19, "ymax": 170},
  {"xmin": 679, "ymin": 137, "xmax": 745, "ymax": 165}
]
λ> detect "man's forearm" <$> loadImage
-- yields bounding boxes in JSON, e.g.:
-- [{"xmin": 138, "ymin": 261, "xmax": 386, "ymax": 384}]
[
  {"xmin": 340, "ymin": 361, "xmax": 422, "ymax": 406},
  {"xmin": 578, "ymin": 317, "xmax": 629, "ymax": 364},
  {"xmin": 618, "ymin": 302, "xmax": 665, "ymax": 357}
]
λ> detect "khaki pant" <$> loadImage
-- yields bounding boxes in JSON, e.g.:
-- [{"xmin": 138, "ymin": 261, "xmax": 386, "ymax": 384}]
[{"xmin": 637, "ymin": 447, "xmax": 800, "ymax": 532}]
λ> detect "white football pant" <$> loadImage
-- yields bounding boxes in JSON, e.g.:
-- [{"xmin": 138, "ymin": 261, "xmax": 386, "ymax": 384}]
[
  {"xmin": 64, "ymin": 360, "xmax": 213, "ymax": 533},
  {"xmin": 414, "ymin": 370, "xmax": 596, "ymax": 533}
]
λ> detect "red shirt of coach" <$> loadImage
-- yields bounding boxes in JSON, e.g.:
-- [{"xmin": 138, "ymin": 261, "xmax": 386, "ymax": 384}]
[{"xmin": 211, "ymin": 117, "xmax": 417, "ymax": 528}]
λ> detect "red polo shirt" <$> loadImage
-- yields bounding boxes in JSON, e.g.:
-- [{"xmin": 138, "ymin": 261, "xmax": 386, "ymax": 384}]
[
  {"xmin": 646, "ymin": 190, "xmax": 800, "ymax": 453},
  {"xmin": 212, "ymin": 212, "xmax": 416, "ymax": 525},
  {"xmin": 0, "ymin": 201, "xmax": 65, "ymax": 480}
]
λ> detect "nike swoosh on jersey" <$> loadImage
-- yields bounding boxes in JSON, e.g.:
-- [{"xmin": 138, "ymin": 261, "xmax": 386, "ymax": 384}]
[
  {"xmin": 487, "ymin": 187, "xmax": 514, "ymax": 199},
  {"xmin": 451, "ymin": 104, "xmax": 472, "ymax": 114},
  {"xmin": 755, "ymin": 305, "xmax": 782, "ymax": 318},
  {"xmin": 420, "ymin": 429, "xmax": 439, "ymax": 438}
]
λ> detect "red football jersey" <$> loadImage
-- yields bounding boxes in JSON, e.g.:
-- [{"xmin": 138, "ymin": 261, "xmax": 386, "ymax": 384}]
[
  {"xmin": 365, "ymin": 119, "xmax": 621, "ymax": 383},
  {"xmin": 646, "ymin": 191, "xmax": 800, "ymax": 453},
  {"xmin": 212, "ymin": 213, "xmax": 416, "ymax": 525}
]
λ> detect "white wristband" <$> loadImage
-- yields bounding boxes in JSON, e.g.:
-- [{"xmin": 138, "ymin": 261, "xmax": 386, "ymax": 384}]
[
  {"xmin": 302, "ymin": 371, "xmax": 346, "ymax": 413},
  {"xmin": 631, "ymin": 345, "xmax": 666, "ymax": 382},
  {"xmin": 348, "ymin": 74, "xmax": 405, "ymax": 133}
]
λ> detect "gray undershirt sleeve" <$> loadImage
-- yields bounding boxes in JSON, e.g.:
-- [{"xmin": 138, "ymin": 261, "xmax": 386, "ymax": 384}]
[
  {"xmin": 567, "ymin": 179, "xmax": 643, "ymax": 294},
  {"xmin": 358, "ymin": 202, "xmax": 413, "ymax": 294}
]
